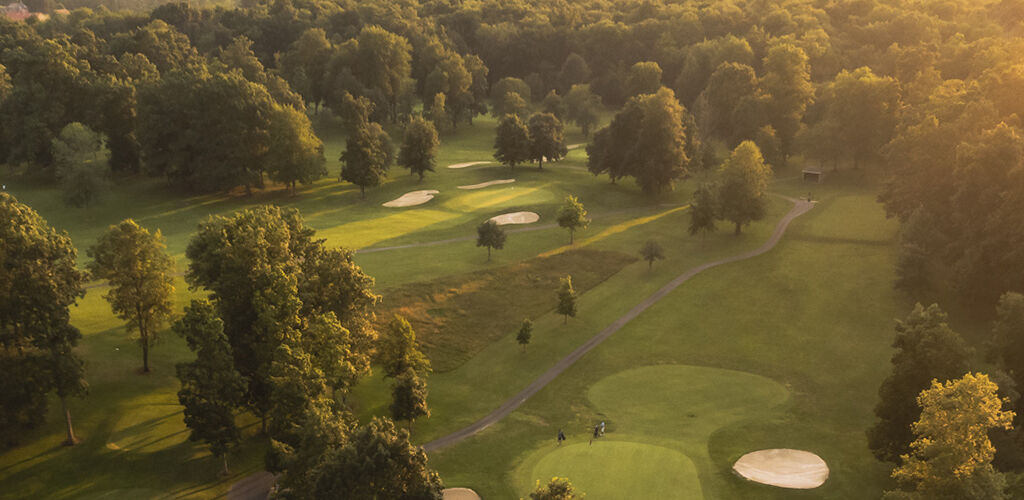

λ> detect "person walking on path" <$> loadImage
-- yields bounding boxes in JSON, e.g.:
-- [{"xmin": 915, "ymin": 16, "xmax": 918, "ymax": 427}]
[
  {"xmin": 590, "ymin": 424, "xmax": 599, "ymax": 445},
  {"xmin": 557, "ymin": 429, "xmax": 566, "ymax": 446}
]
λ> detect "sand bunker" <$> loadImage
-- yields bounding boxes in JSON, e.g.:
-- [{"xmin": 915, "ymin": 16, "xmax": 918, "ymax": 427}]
[
  {"xmin": 458, "ymin": 179, "xmax": 516, "ymax": 190},
  {"xmin": 448, "ymin": 161, "xmax": 492, "ymax": 169},
  {"xmin": 489, "ymin": 211, "xmax": 539, "ymax": 225},
  {"xmin": 442, "ymin": 488, "xmax": 481, "ymax": 500},
  {"xmin": 733, "ymin": 449, "xmax": 829, "ymax": 489},
  {"xmin": 382, "ymin": 190, "xmax": 439, "ymax": 207}
]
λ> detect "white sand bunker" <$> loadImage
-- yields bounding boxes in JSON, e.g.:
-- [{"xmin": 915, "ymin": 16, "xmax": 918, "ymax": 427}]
[
  {"xmin": 733, "ymin": 449, "xmax": 829, "ymax": 489},
  {"xmin": 458, "ymin": 179, "xmax": 516, "ymax": 190},
  {"xmin": 442, "ymin": 488, "xmax": 481, "ymax": 500},
  {"xmin": 489, "ymin": 211, "xmax": 540, "ymax": 225},
  {"xmin": 447, "ymin": 161, "xmax": 492, "ymax": 169},
  {"xmin": 382, "ymin": 190, "xmax": 439, "ymax": 207}
]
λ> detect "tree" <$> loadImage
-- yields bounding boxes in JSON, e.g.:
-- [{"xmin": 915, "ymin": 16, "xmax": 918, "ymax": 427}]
[
  {"xmin": 517, "ymin": 319, "xmax": 533, "ymax": 352},
  {"xmin": 543, "ymin": 90, "xmax": 565, "ymax": 120},
  {"xmin": 822, "ymin": 67, "xmax": 900, "ymax": 169},
  {"xmin": 476, "ymin": 220, "xmax": 506, "ymax": 261},
  {"xmin": 626, "ymin": 61, "xmax": 663, "ymax": 97},
  {"xmin": 689, "ymin": 183, "xmax": 718, "ymax": 237},
  {"xmin": 379, "ymin": 315, "xmax": 431, "ymax": 379},
  {"xmin": 52, "ymin": 122, "xmax": 109, "ymax": 207},
  {"xmin": 340, "ymin": 95, "xmax": 394, "ymax": 198},
  {"xmin": 632, "ymin": 88, "xmax": 690, "ymax": 197},
  {"xmin": 530, "ymin": 477, "xmax": 583, "ymax": 500},
  {"xmin": 558, "ymin": 53, "xmax": 591, "ymax": 92},
  {"xmin": 760, "ymin": 43, "xmax": 814, "ymax": 160},
  {"xmin": 428, "ymin": 93, "xmax": 449, "ymax": 133},
  {"xmin": 186, "ymin": 206, "xmax": 378, "ymax": 432},
  {"xmin": 500, "ymin": 91, "xmax": 529, "ymax": 119},
  {"xmin": 0, "ymin": 193, "xmax": 86, "ymax": 446},
  {"xmin": 265, "ymin": 105, "xmax": 327, "ymax": 194},
  {"xmin": 717, "ymin": 141, "xmax": 771, "ymax": 235},
  {"xmin": 564, "ymin": 84, "xmax": 601, "ymax": 138},
  {"xmin": 527, "ymin": 112, "xmax": 567, "ymax": 169},
  {"xmin": 885, "ymin": 373, "xmax": 1013, "ymax": 500},
  {"xmin": 311, "ymin": 417, "xmax": 444, "ymax": 500},
  {"xmin": 557, "ymin": 195, "xmax": 590, "ymax": 244},
  {"xmin": 557, "ymin": 276, "xmax": 578, "ymax": 324},
  {"xmin": 174, "ymin": 299, "xmax": 247, "ymax": 475},
  {"xmin": 356, "ymin": 26, "xmax": 412, "ymax": 122},
  {"xmin": 991, "ymin": 292, "xmax": 1024, "ymax": 423},
  {"xmin": 868, "ymin": 303, "xmax": 971, "ymax": 463},
  {"xmin": 491, "ymin": 77, "xmax": 531, "ymax": 117},
  {"xmin": 493, "ymin": 114, "xmax": 531, "ymax": 169},
  {"xmin": 704, "ymin": 62, "xmax": 759, "ymax": 142},
  {"xmin": 640, "ymin": 240, "xmax": 665, "ymax": 270},
  {"xmin": 390, "ymin": 368, "xmax": 429, "ymax": 430},
  {"xmin": 88, "ymin": 219, "xmax": 175, "ymax": 373},
  {"xmin": 278, "ymin": 28, "xmax": 333, "ymax": 111},
  {"xmin": 398, "ymin": 116, "xmax": 439, "ymax": 181}
]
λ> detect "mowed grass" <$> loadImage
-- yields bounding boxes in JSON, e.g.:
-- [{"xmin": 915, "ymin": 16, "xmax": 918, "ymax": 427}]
[
  {"xmin": 513, "ymin": 365, "xmax": 788, "ymax": 499},
  {"xmin": 427, "ymin": 172, "xmax": 904, "ymax": 499},
  {"xmin": 526, "ymin": 442, "xmax": 702, "ymax": 500}
]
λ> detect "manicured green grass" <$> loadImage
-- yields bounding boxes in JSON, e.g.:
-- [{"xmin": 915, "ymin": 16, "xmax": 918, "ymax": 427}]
[
  {"xmin": 427, "ymin": 173, "xmax": 903, "ymax": 499},
  {"xmin": 1, "ymin": 105, "xmax": 916, "ymax": 500},
  {"xmin": 524, "ymin": 441, "xmax": 702, "ymax": 500},
  {"xmin": 513, "ymin": 364, "xmax": 788, "ymax": 499}
]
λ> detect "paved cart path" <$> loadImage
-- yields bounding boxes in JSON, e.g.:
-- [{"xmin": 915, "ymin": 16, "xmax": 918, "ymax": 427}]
[{"xmin": 228, "ymin": 196, "xmax": 814, "ymax": 499}]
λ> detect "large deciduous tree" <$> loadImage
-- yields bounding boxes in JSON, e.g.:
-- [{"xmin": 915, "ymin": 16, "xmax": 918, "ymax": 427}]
[
  {"xmin": 398, "ymin": 116, "xmax": 439, "ymax": 181},
  {"xmin": 760, "ymin": 43, "xmax": 813, "ymax": 161},
  {"xmin": 689, "ymin": 183, "xmax": 718, "ymax": 237},
  {"xmin": 390, "ymin": 368, "xmax": 430, "ymax": 431},
  {"xmin": 0, "ymin": 193, "xmax": 87, "ymax": 447},
  {"xmin": 717, "ymin": 141, "xmax": 771, "ymax": 234},
  {"xmin": 310, "ymin": 417, "xmax": 444, "ymax": 500},
  {"xmin": 88, "ymin": 219, "xmax": 175, "ymax": 373},
  {"xmin": 186, "ymin": 205, "xmax": 378, "ymax": 432},
  {"xmin": 51, "ymin": 122, "xmax": 109, "ymax": 207},
  {"xmin": 564, "ymin": 84, "xmax": 600, "ymax": 138},
  {"xmin": 868, "ymin": 303, "xmax": 971, "ymax": 463},
  {"xmin": 356, "ymin": 26, "xmax": 412, "ymax": 123},
  {"xmin": 339, "ymin": 94, "xmax": 394, "ymax": 197},
  {"xmin": 494, "ymin": 114, "xmax": 531, "ymax": 169},
  {"xmin": 885, "ymin": 373, "xmax": 1013, "ymax": 500},
  {"xmin": 821, "ymin": 67, "xmax": 900, "ymax": 168},
  {"xmin": 527, "ymin": 112, "xmax": 567, "ymax": 169},
  {"xmin": 379, "ymin": 315, "xmax": 430, "ymax": 379},
  {"xmin": 174, "ymin": 299, "xmax": 247, "ymax": 475},
  {"xmin": 640, "ymin": 240, "xmax": 665, "ymax": 270},
  {"xmin": 588, "ymin": 88, "xmax": 691, "ymax": 196}
]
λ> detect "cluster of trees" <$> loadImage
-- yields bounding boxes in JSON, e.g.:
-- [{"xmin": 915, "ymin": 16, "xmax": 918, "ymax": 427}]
[
  {"xmin": 493, "ymin": 111, "xmax": 568, "ymax": 170},
  {"xmin": 869, "ymin": 299, "xmax": 1024, "ymax": 498}
]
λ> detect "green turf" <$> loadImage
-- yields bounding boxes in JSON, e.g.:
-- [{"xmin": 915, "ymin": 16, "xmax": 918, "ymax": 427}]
[
  {"xmin": 0, "ymin": 108, "xmax": 920, "ymax": 500},
  {"xmin": 511, "ymin": 364, "xmax": 787, "ymax": 499},
  {"xmin": 524, "ymin": 442, "xmax": 702, "ymax": 500}
]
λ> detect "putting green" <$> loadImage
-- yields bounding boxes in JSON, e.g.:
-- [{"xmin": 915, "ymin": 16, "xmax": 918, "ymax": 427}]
[
  {"xmin": 588, "ymin": 365, "xmax": 790, "ymax": 442},
  {"xmin": 528, "ymin": 442, "xmax": 701, "ymax": 500},
  {"xmin": 516, "ymin": 365, "xmax": 789, "ymax": 498}
]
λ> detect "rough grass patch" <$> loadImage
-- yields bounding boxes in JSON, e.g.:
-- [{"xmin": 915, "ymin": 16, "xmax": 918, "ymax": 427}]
[{"xmin": 377, "ymin": 249, "xmax": 637, "ymax": 372}]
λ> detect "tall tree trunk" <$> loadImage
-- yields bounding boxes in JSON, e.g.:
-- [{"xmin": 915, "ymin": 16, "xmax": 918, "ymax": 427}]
[
  {"xmin": 222, "ymin": 453, "xmax": 230, "ymax": 476},
  {"xmin": 61, "ymin": 396, "xmax": 78, "ymax": 446}
]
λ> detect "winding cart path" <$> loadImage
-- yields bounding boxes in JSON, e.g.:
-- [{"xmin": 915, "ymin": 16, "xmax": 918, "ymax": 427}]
[{"xmin": 227, "ymin": 196, "xmax": 814, "ymax": 499}]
